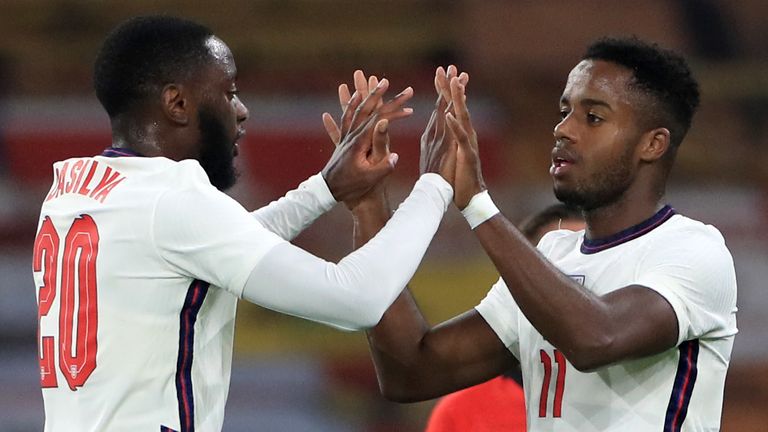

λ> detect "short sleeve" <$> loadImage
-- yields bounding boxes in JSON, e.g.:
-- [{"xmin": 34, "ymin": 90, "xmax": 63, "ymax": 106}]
[
  {"xmin": 475, "ymin": 277, "xmax": 522, "ymax": 360},
  {"xmin": 635, "ymin": 226, "xmax": 737, "ymax": 345},
  {"xmin": 152, "ymin": 183, "xmax": 285, "ymax": 297}
]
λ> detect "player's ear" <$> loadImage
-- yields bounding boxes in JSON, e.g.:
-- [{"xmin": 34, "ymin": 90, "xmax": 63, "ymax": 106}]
[
  {"xmin": 161, "ymin": 84, "xmax": 190, "ymax": 126},
  {"xmin": 639, "ymin": 127, "xmax": 670, "ymax": 163}
]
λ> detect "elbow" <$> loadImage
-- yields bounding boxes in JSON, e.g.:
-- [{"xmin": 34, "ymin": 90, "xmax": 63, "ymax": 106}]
[
  {"xmin": 562, "ymin": 333, "xmax": 617, "ymax": 372},
  {"xmin": 378, "ymin": 379, "xmax": 427, "ymax": 403},
  {"xmin": 339, "ymin": 294, "xmax": 388, "ymax": 330}
]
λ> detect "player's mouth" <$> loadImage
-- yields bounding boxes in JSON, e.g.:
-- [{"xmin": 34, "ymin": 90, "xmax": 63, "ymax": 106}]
[
  {"xmin": 233, "ymin": 129, "xmax": 246, "ymax": 157},
  {"xmin": 550, "ymin": 148, "xmax": 577, "ymax": 177}
]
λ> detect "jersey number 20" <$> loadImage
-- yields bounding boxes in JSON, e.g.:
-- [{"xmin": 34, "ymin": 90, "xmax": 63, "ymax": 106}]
[{"xmin": 33, "ymin": 215, "xmax": 99, "ymax": 391}]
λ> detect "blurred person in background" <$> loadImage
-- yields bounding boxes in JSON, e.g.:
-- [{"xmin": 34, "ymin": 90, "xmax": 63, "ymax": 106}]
[
  {"xmin": 357, "ymin": 38, "xmax": 737, "ymax": 431},
  {"xmin": 425, "ymin": 204, "xmax": 584, "ymax": 432},
  {"xmin": 32, "ymin": 15, "xmax": 464, "ymax": 431}
]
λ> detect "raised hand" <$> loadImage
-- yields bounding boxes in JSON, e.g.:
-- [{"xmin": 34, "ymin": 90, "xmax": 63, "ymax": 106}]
[
  {"xmin": 445, "ymin": 71, "xmax": 486, "ymax": 209},
  {"xmin": 420, "ymin": 66, "xmax": 470, "ymax": 187},
  {"xmin": 321, "ymin": 70, "xmax": 414, "ymax": 208}
]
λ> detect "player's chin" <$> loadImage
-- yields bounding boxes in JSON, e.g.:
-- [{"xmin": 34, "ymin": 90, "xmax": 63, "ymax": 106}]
[
  {"xmin": 553, "ymin": 184, "xmax": 582, "ymax": 208},
  {"xmin": 210, "ymin": 167, "xmax": 238, "ymax": 191}
]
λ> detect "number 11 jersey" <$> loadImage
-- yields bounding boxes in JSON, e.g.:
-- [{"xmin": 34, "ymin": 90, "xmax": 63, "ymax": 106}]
[{"xmin": 476, "ymin": 206, "xmax": 737, "ymax": 431}]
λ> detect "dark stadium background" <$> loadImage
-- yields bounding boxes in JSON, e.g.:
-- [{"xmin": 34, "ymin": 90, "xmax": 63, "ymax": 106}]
[{"xmin": 1, "ymin": 1, "xmax": 766, "ymax": 430}]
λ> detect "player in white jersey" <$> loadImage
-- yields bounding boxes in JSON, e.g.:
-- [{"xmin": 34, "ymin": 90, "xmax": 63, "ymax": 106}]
[
  {"xmin": 32, "ymin": 16, "xmax": 464, "ymax": 431},
  {"xmin": 355, "ymin": 41, "xmax": 737, "ymax": 431}
]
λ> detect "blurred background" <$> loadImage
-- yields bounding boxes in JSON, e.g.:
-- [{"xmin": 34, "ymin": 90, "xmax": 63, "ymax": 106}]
[{"xmin": 1, "ymin": 0, "xmax": 767, "ymax": 430}]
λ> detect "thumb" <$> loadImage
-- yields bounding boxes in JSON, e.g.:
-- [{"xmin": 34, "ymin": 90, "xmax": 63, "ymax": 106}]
[
  {"xmin": 368, "ymin": 152, "xmax": 399, "ymax": 183},
  {"xmin": 322, "ymin": 112, "xmax": 341, "ymax": 147},
  {"xmin": 446, "ymin": 113, "xmax": 469, "ymax": 152},
  {"xmin": 370, "ymin": 119, "xmax": 390, "ymax": 162}
]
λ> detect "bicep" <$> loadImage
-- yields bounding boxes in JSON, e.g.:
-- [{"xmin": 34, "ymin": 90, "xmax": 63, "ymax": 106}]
[
  {"xmin": 416, "ymin": 310, "xmax": 518, "ymax": 396},
  {"xmin": 390, "ymin": 309, "xmax": 517, "ymax": 400},
  {"xmin": 600, "ymin": 285, "xmax": 679, "ymax": 361}
]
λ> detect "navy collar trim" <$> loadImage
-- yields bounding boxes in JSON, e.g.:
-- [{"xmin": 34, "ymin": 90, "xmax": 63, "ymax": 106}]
[
  {"xmin": 580, "ymin": 205, "xmax": 676, "ymax": 254},
  {"xmin": 100, "ymin": 147, "xmax": 144, "ymax": 158}
]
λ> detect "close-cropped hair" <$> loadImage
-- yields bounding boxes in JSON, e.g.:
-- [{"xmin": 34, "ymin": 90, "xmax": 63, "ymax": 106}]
[
  {"xmin": 584, "ymin": 37, "xmax": 700, "ymax": 149},
  {"xmin": 93, "ymin": 15, "xmax": 213, "ymax": 118},
  {"xmin": 519, "ymin": 204, "xmax": 582, "ymax": 242}
]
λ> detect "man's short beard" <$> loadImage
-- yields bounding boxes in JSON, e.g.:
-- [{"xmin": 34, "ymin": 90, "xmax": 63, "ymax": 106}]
[
  {"xmin": 554, "ymin": 146, "xmax": 634, "ymax": 211},
  {"xmin": 197, "ymin": 107, "xmax": 237, "ymax": 191}
]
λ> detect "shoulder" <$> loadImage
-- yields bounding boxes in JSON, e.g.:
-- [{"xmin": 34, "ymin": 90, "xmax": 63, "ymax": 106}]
[
  {"xmin": 536, "ymin": 228, "xmax": 584, "ymax": 258},
  {"xmin": 156, "ymin": 159, "xmax": 213, "ymax": 190},
  {"xmin": 650, "ymin": 214, "xmax": 732, "ymax": 258}
]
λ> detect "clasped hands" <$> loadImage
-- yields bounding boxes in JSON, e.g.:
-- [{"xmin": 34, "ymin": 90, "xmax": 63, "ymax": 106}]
[{"xmin": 320, "ymin": 66, "xmax": 487, "ymax": 212}]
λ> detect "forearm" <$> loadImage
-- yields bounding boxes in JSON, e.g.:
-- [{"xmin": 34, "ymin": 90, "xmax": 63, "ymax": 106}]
[
  {"xmin": 355, "ymin": 186, "xmax": 511, "ymax": 401},
  {"xmin": 352, "ymin": 186, "xmax": 440, "ymax": 398},
  {"xmin": 473, "ymin": 214, "xmax": 613, "ymax": 368},
  {"xmin": 352, "ymin": 184, "xmax": 433, "ymax": 355},
  {"xmin": 242, "ymin": 174, "xmax": 451, "ymax": 330},
  {"xmin": 251, "ymin": 173, "xmax": 336, "ymax": 241}
]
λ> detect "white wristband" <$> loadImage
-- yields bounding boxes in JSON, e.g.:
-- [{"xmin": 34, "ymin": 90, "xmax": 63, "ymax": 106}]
[{"xmin": 461, "ymin": 190, "xmax": 499, "ymax": 229}]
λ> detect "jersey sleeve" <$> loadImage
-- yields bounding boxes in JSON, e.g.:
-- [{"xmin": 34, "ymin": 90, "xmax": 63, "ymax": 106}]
[
  {"xmin": 240, "ymin": 173, "xmax": 453, "ymax": 331},
  {"xmin": 251, "ymin": 172, "xmax": 337, "ymax": 241},
  {"xmin": 475, "ymin": 277, "xmax": 522, "ymax": 360},
  {"xmin": 151, "ymin": 181, "xmax": 285, "ymax": 297},
  {"xmin": 635, "ymin": 226, "xmax": 738, "ymax": 345}
]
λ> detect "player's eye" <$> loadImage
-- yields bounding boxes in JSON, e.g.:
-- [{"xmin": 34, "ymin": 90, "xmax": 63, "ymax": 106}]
[
  {"xmin": 227, "ymin": 90, "xmax": 240, "ymax": 100},
  {"xmin": 587, "ymin": 113, "xmax": 603, "ymax": 124},
  {"xmin": 558, "ymin": 108, "xmax": 569, "ymax": 120}
]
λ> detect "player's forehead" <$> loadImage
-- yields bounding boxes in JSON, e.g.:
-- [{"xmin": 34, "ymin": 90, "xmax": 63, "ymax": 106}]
[
  {"xmin": 204, "ymin": 36, "xmax": 237, "ymax": 81},
  {"xmin": 560, "ymin": 59, "xmax": 635, "ymax": 107}
]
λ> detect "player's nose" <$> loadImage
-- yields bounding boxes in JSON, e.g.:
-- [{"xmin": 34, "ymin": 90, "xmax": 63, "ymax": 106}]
[{"xmin": 235, "ymin": 96, "xmax": 249, "ymax": 123}]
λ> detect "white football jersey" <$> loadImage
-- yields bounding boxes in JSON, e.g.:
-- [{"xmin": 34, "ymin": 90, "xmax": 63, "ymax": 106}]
[
  {"xmin": 33, "ymin": 148, "xmax": 287, "ymax": 431},
  {"xmin": 476, "ymin": 206, "xmax": 737, "ymax": 431}
]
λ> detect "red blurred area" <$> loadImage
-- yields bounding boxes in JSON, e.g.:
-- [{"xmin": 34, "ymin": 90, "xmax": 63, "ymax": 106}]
[{"xmin": 6, "ymin": 128, "xmax": 506, "ymax": 196}]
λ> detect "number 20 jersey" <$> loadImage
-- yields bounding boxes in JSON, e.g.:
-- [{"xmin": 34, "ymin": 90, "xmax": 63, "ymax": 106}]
[
  {"xmin": 476, "ymin": 207, "xmax": 737, "ymax": 431},
  {"xmin": 33, "ymin": 151, "xmax": 284, "ymax": 432}
]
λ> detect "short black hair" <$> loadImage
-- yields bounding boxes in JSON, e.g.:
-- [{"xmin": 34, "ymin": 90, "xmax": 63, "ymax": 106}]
[
  {"xmin": 583, "ymin": 37, "xmax": 700, "ymax": 149},
  {"xmin": 94, "ymin": 16, "xmax": 214, "ymax": 118},
  {"xmin": 519, "ymin": 204, "xmax": 582, "ymax": 242}
]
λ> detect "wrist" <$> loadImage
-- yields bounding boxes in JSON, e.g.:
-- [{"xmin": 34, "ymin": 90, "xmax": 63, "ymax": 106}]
[
  {"xmin": 351, "ymin": 192, "xmax": 391, "ymax": 221},
  {"xmin": 461, "ymin": 190, "xmax": 499, "ymax": 229}
]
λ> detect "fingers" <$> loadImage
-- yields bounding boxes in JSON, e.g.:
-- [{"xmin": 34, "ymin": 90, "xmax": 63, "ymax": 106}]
[
  {"xmin": 339, "ymin": 91, "xmax": 363, "ymax": 138},
  {"xmin": 370, "ymin": 119, "xmax": 392, "ymax": 164},
  {"xmin": 338, "ymin": 83, "xmax": 352, "ymax": 112},
  {"xmin": 435, "ymin": 66, "xmax": 451, "ymax": 104},
  {"xmin": 354, "ymin": 70, "xmax": 368, "ymax": 98},
  {"xmin": 458, "ymin": 71, "xmax": 469, "ymax": 86},
  {"xmin": 369, "ymin": 120, "xmax": 398, "ymax": 178},
  {"xmin": 347, "ymin": 78, "xmax": 390, "ymax": 136},
  {"xmin": 337, "ymin": 70, "xmax": 374, "ymax": 138},
  {"xmin": 446, "ymin": 112, "xmax": 471, "ymax": 154},
  {"xmin": 450, "ymin": 77, "xmax": 473, "ymax": 133},
  {"xmin": 322, "ymin": 112, "xmax": 341, "ymax": 146},
  {"xmin": 368, "ymin": 75, "xmax": 381, "ymax": 99},
  {"xmin": 376, "ymin": 86, "xmax": 414, "ymax": 123}
]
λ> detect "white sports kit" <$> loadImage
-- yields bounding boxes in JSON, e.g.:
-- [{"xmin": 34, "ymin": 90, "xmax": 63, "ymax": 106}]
[
  {"xmin": 33, "ymin": 148, "xmax": 453, "ymax": 431},
  {"xmin": 477, "ymin": 206, "xmax": 738, "ymax": 431}
]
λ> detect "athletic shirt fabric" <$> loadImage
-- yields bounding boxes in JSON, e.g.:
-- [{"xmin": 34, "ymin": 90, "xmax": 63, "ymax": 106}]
[{"xmin": 475, "ymin": 207, "xmax": 737, "ymax": 431}]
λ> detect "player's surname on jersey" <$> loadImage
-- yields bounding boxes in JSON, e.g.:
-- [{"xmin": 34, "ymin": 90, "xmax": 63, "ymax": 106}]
[{"xmin": 45, "ymin": 159, "xmax": 126, "ymax": 203}]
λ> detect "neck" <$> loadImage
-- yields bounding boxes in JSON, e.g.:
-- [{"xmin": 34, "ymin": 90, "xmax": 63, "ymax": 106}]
[
  {"xmin": 110, "ymin": 115, "xmax": 165, "ymax": 157},
  {"xmin": 583, "ymin": 189, "xmax": 665, "ymax": 240}
]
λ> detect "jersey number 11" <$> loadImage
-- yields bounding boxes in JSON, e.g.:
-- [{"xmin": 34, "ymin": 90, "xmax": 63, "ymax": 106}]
[{"xmin": 539, "ymin": 348, "xmax": 566, "ymax": 418}]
